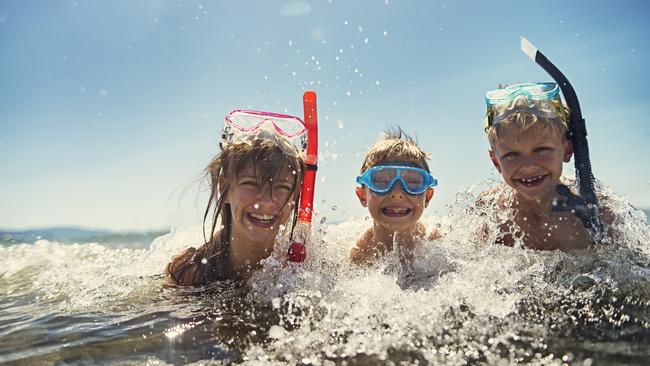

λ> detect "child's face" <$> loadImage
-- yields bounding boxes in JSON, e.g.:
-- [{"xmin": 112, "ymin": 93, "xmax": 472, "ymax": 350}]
[
  {"xmin": 357, "ymin": 167, "xmax": 431, "ymax": 232},
  {"xmin": 226, "ymin": 165, "xmax": 297, "ymax": 245},
  {"xmin": 489, "ymin": 123, "xmax": 572, "ymax": 203}
]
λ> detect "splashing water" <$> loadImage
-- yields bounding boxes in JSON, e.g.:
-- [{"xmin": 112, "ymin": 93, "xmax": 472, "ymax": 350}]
[{"xmin": 1, "ymin": 183, "xmax": 648, "ymax": 364}]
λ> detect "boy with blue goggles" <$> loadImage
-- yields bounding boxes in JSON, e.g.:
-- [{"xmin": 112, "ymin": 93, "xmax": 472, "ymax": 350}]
[
  {"xmin": 350, "ymin": 128, "xmax": 441, "ymax": 266},
  {"xmin": 356, "ymin": 165, "xmax": 438, "ymax": 196}
]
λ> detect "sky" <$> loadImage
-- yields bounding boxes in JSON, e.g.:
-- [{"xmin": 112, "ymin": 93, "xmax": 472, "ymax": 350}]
[{"xmin": 1, "ymin": 0, "xmax": 649, "ymax": 231}]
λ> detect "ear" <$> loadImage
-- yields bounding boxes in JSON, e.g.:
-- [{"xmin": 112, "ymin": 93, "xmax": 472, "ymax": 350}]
[
  {"xmin": 563, "ymin": 139, "xmax": 574, "ymax": 163},
  {"xmin": 488, "ymin": 149, "xmax": 501, "ymax": 173},
  {"xmin": 424, "ymin": 188, "xmax": 434, "ymax": 207},
  {"xmin": 355, "ymin": 186, "xmax": 367, "ymax": 207}
]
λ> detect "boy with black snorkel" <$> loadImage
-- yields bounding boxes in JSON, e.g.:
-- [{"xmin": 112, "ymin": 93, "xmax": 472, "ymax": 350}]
[
  {"xmin": 478, "ymin": 37, "xmax": 613, "ymax": 250},
  {"xmin": 350, "ymin": 128, "xmax": 440, "ymax": 264}
]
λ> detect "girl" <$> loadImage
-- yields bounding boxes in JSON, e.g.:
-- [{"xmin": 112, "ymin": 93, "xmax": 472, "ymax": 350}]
[{"xmin": 166, "ymin": 110, "xmax": 307, "ymax": 285}]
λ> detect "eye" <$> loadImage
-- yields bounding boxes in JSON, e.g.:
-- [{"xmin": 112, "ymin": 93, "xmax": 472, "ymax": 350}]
[
  {"xmin": 238, "ymin": 178, "xmax": 259, "ymax": 186},
  {"xmin": 274, "ymin": 182, "xmax": 293, "ymax": 192},
  {"xmin": 402, "ymin": 172, "xmax": 423, "ymax": 185},
  {"xmin": 501, "ymin": 151, "xmax": 519, "ymax": 160},
  {"xmin": 277, "ymin": 184, "xmax": 293, "ymax": 191},
  {"xmin": 534, "ymin": 146, "xmax": 553, "ymax": 154}
]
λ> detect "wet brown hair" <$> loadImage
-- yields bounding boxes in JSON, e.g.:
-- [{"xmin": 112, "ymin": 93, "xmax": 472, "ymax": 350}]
[
  {"xmin": 360, "ymin": 126, "xmax": 431, "ymax": 173},
  {"xmin": 168, "ymin": 139, "xmax": 304, "ymax": 284}
]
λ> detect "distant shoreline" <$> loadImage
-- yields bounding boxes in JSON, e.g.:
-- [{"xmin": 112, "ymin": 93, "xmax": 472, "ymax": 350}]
[{"xmin": 0, "ymin": 227, "xmax": 168, "ymax": 246}]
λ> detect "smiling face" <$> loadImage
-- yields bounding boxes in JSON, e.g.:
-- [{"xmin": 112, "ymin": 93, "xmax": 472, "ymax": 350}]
[
  {"xmin": 356, "ymin": 163, "xmax": 432, "ymax": 233},
  {"xmin": 489, "ymin": 121, "xmax": 572, "ymax": 204},
  {"xmin": 225, "ymin": 164, "xmax": 298, "ymax": 247}
]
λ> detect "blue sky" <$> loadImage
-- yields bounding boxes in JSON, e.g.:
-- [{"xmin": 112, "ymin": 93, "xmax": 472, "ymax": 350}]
[{"xmin": 1, "ymin": 0, "xmax": 648, "ymax": 231}]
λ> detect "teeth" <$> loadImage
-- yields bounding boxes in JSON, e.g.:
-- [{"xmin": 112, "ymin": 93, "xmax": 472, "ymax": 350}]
[
  {"xmin": 250, "ymin": 213, "xmax": 275, "ymax": 221},
  {"xmin": 520, "ymin": 175, "xmax": 544, "ymax": 183},
  {"xmin": 384, "ymin": 208, "xmax": 410, "ymax": 214}
]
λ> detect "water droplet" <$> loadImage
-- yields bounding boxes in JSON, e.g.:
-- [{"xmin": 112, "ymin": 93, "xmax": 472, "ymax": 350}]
[
  {"xmin": 364, "ymin": 37, "xmax": 369, "ymax": 44},
  {"xmin": 383, "ymin": 31, "xmax": 388, "ymax": 37},
  {"xmin": 320, "ymin": 217, "xmax": 327, "ymax": 224},
  {"xmin": 99, "ymin": 89, "xmax": 108, "ymax": 97},
  {"xmin": 346, "ymin": 91, "xmax": 351, "ymax": 96},
  {"xmin": 201, "ymin": 258, "xmax": 208, "ymax": 264},
  {"xmin": 271, "ymin": 297, "xmax": 281, "ymax": 309},
  {"xmin": 331, "ymin": 205, "xmax": 338, "ymax": 211},
  {"xmin": 254, "ymin": 203, "xmax": 260, "ymax": 209}
]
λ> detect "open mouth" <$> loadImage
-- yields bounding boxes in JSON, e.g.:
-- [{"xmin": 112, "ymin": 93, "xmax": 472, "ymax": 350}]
[
  {"xmin": 381, "ymin": 207, "xmax": 412, "ymax": 217},
  {"xmin": 246, "ymin": 212, "xmax": 276, "ymax": 228},
  {"xmin": 515, "ymin": 174, "xmax": 548, "ymax": 188}
]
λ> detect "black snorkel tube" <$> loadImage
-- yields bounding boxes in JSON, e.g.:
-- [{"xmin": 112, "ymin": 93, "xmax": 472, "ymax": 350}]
[{"xmin": 520, "ymin": 36, "xmax": 603, "ymax": 240}]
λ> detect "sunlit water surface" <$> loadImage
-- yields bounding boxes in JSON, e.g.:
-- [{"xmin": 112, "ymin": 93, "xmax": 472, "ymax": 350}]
[{"xmin": 1, "ymin": 184, "xmax": 649, "ymax": 365}]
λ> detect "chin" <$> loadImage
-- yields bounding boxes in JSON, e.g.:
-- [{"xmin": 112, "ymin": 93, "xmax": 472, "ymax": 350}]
[
  {"xmin": 380, "ymin": 220, "xmax": 417, "ymax": 233},
  {"xmin": 516, "ymin": 188, "xmax": 555, "ymax": 204}
]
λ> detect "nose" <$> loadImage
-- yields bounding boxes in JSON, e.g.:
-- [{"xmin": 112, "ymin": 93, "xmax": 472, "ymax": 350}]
[
  {"xmin": 389, "ymin": 183, "xmax": 406, "ymax": 199},
  {"xmin": 518, "ymin": 155, "xmax": 539, "ymax": 172},
  {"xmin": 257, "ymin": 185, "xmax": 274, "ymax": 203}
]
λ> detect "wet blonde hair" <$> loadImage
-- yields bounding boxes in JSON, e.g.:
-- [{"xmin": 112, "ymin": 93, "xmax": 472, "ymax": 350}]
[
  {"xmin": 360, "ymin": 127, "xmax": 431, "ymax": 173},
  {"xmin": 486, "ymin": 100, "xmax": 570, "ymax": 148}
]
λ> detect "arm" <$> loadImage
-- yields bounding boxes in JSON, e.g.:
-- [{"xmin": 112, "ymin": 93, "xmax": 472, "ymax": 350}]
[{"xmin": 165, "ymin": 243, "xmax": 215, "ymax": 286}]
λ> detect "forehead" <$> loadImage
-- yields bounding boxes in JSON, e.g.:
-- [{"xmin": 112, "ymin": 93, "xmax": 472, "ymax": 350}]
[
  {"xmin": 374, "ymin": 160, "xmax": 423, "ymax": 169},
  {"xmin": 493, "ymin": 123, "xmax": 564, "ymax": 150},
  {"xmin": 236, "ymin": 164, "xmax": 295, "ymax": 180}
]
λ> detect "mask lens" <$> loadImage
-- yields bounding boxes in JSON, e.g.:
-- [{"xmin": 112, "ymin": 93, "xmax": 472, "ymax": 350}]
[
  {"xmin": 370, "ymin": 168, "xmax": 395, "ymax": 190},
  {"xmin": 272, "ymin": 116, "xmax": 305, "ymax": 136},
  {"xmin": 401, "ymin": 169, "xmax": 424, "ymax": 191}
]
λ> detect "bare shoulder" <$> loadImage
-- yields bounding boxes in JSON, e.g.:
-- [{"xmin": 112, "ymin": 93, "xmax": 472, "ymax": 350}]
[
  {"xmin": 350, "ymin": 229, "xmax": 375, "ymax": 265},
  {"xmin": 165, "ymin": 243, "xmax": 212, "ymax": 286},
  {"xmin": 475, "ymin": 185, "xmax": 509, "ymax": 210}
]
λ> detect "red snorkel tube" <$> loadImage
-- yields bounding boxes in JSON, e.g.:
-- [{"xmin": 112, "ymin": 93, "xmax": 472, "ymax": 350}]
[{"xmin": 288, "ymin": 91, "xmax": 318, "ymax": 262}]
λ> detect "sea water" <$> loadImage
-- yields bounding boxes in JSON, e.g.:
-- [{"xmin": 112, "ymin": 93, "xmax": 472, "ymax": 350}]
[{"xmin": 1, "ymin": 183, "xmax": 649, "ymax": 365}]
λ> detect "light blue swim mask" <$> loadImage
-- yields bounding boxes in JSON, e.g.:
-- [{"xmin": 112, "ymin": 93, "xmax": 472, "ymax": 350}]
[{"xmin": 484, "ymin": 82, "xmax": 568, "ymax": 131}]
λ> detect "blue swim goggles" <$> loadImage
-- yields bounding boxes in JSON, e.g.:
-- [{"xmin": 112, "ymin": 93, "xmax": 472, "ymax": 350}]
[{"xmin": 356, "ymin": 165, "xmax": 438, "ymax": 195}]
